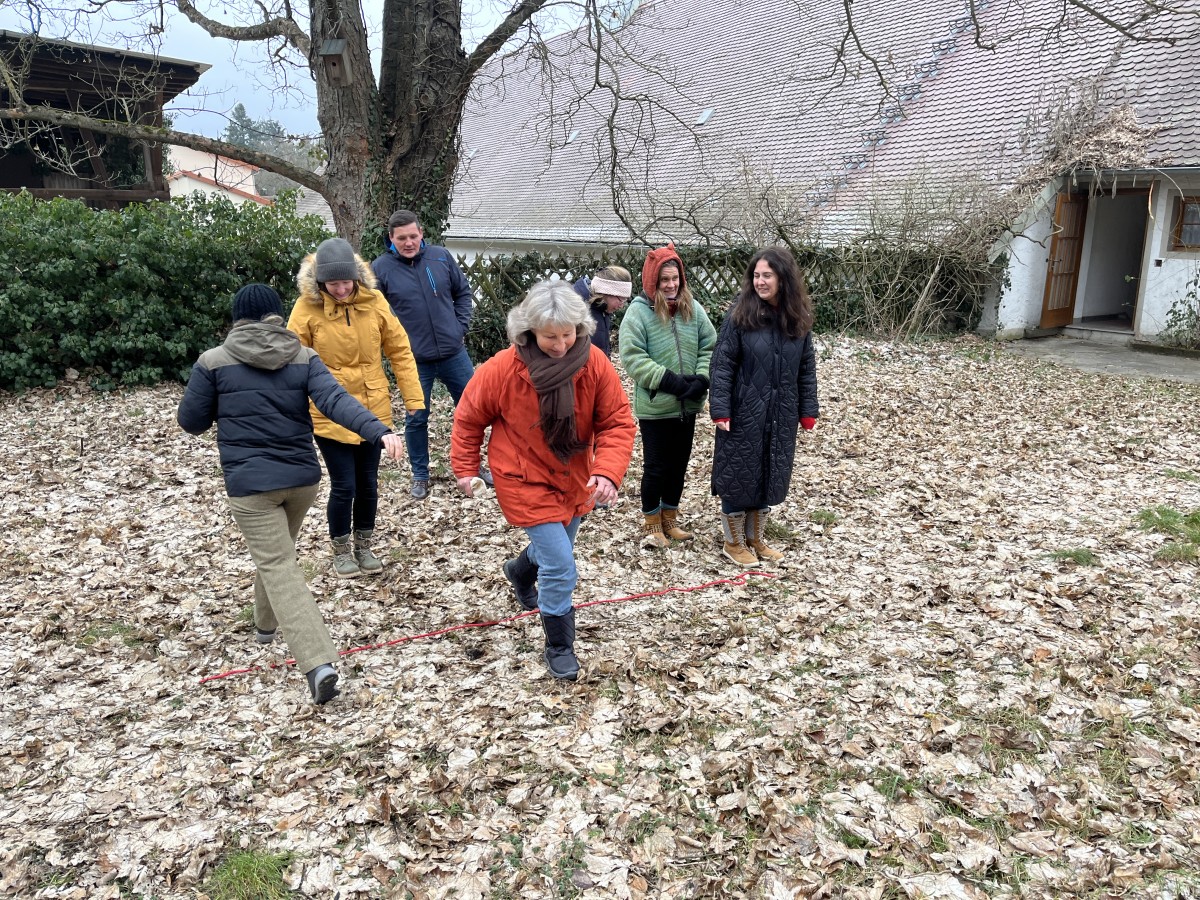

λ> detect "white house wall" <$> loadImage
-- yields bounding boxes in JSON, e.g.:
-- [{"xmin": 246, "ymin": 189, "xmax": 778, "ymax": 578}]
[
  {"xmin": 989, "ymin": 211, "xmax": 1054, "ymax": 340},
  {"xmin": 1134, "ymin": 175, "xmax": 1200, "ymax": 339}
]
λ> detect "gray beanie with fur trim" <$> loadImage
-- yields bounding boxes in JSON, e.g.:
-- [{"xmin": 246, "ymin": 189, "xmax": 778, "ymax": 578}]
[{"xmin": 314, "ymin": 238, "xmax": 359, "ymax": 284}]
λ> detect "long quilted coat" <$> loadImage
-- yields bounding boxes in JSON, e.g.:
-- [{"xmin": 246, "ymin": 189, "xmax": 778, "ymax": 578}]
[{"xmin": 708, "ymin": 314, "xmax": 819, "ymax": 507}]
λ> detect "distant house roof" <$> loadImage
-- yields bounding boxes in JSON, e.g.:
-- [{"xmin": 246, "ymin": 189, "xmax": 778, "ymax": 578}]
[
  {"xmin": 293, "ymin": 188, "xmax": 336, "ymax": 232},
  {"xmin": 447, "ymin": 0, "xmax": 1200, "ymax": 246},
  {"xmin": 0, "ymin": 29, "xmax": 209, "ymax": 107},
  {"xmin": 167, "ymin": 170, "xmax": 272, "ymax": 205}
]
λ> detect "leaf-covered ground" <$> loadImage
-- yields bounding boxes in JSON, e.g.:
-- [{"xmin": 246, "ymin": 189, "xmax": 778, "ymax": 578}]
[{"xmin": 1, "ymin": 336, "xmax": 1198, "ymax": 899}]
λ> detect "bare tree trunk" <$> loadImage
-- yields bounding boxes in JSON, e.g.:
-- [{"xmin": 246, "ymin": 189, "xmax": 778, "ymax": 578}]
[
  {"xmin": 308, "ymin": 0, "xmax": 378, "ymax": 246},
  {"xmin": 376, "ymin": 0, "xmax": 471, "ymax": 242}
]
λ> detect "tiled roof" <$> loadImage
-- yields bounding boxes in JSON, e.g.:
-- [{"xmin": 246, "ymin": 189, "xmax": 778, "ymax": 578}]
[
  {"xmin": 293, "ymin": 188, "xmax": 336, "ymax": 233},
  {"xmin": 448, "ymin": 0, "xmax": 1200, "ymax": 245}
]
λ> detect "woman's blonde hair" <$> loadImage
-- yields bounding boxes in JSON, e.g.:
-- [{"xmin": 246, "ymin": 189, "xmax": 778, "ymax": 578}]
[{"xmin": 593, "ymin": 264, "xmax": 632, "ymax": 284}]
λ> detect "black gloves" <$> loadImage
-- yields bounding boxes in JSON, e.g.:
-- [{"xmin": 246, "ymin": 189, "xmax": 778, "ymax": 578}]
[
  {"xmin": 679, "ymin": 374, "xmax": 709, "ymax": 402},
  {"xmin": 657, "ymin": 370, "xmax": 690, "ymax": 397}
]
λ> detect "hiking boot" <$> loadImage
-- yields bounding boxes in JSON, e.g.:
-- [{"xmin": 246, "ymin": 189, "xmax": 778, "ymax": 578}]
[
  {"xmin": 661, "ymin": 507, "xmax": 693, "ymax": 541},
  {"xmin": 331, "ymin": 535, "xmax": 362, "ymax": 579},
  {"xmin": 354, "ymin": 528, "xmax": 383, "ymax": 575},
  {"xmin": 255, "ymin": 628, "xmax": 277, "ymax": 644},
  {"xmin": 641, "ymin": 511, "xmax": 670, "ymax": 549},
  {"xmin": 541, "ymin": 610, "xmax": 579, "ymax": 681},
  {"xmin": 747, "ymin": 508, "xmax": 784, "ymax": 562},
  {"xmin": 305, "ymin": 663, "xmax": 340, "ymax": 705},
  {"xmin": 720, "ymin": 512, "xmax": 760, "ymax": 567},
  {"xmin": 411, "ymin": 479, "xmax": 430, "ymax": 500},
  {"xmin": 479, "ymin": 467, "xmax": 494, "ymax": 488},
  {"xmin": 503, "ymin": 546, "xmax": 539, "ymax": 611}
]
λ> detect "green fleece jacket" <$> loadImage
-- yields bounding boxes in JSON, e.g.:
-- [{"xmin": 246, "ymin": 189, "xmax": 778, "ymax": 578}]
[{"xmin": 618, "ymin": 295, "xmax": 717, "ymax": 419}]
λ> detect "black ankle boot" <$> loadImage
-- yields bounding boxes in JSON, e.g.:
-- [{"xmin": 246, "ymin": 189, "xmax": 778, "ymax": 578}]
[
  {"xmin": 503, "ymin": 546, "xmax": 539, "ymax": 611},
  {"xmin": 540, "ymin": 610, "xmax": 579, "ymax": 681}
]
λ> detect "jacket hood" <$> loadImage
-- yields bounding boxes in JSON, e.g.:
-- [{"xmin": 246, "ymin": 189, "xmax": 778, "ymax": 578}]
[
  {"xmin": 641, "ymin": 243, "xmax": 687, "ymax": 299},
  {"xmin": 573, "ymin": 275, "xmax": 592, "ymax": 302},
  {"xmin": 297, "ymin": 247, "xmax": 379, "ymax": 304},
  {"xmin": 223, "ymin": 322, "xmax": 304, "ymax": 371}
]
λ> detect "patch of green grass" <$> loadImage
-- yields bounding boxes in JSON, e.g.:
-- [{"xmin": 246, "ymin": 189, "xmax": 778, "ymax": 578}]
[
  {"xmin": 1137, "ymin": 505, "xmax": 1200, "ymax": 541},
  {"xmin": 765, "ymin": 518, "xmax": 796, "ymax": 540},
  {"xmin": 1049, "ymin": 548, "xmax": 1097, "ymax": 566},
  {"xmin": 78, "ymin": 621, "xmax": 144, "ymax": 648},
  {"xmin": 552, "ymin": 837, "xmax": 586, "ymax": 899},
  {"xmin": 627, "ymin": 811, "xmax": 669, "ymax": 842},
  {"xmin": 378, "ymin": 468, "xmax": 404, "ymax": 483},
  {"xmin": 810, "ymin": 509, "xmax": 839, "ymax": 527},
  {"xmin": 1155, "ymin": 542, "xmax": 1198, "ymax": 563},
  {"xmin": 201, "ymin": 848, "xmax": 294, "ymax": 900},
  {"xmin": 873, "ymin": 769, "xmax": 918, "ymax": 801},
  {"xmin": 1163, "ymin": 468, "xmax": 1200, "ymax": 483},
  {"xmin": 237, "ymin": 605, "xmax": 255, "ymax": 625},
  {"xmin": 1124, "ymin": 823, "xmax": 1158, "ymax": 847},
  {"xmin": 837, "ymin": 826, "xmax": 870, "ymax": 849}
]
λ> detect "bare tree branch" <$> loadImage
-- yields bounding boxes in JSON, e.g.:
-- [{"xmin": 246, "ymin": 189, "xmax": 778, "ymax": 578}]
[
  {"xmin": 171, "ymin": 0, "xmax": 311, "ymax": 55},
  {"xmin": 0, "ymin": 103, "xmax": 328, "ymax": 193},
  {"xmin": 465, "ymin": 0, "xmax": 550, "ymax": 79}
]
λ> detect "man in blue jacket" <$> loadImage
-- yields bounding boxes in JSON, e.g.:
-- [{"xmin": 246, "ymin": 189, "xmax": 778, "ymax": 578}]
[{"xmin": 371, "ymin": 209, "xmax": 489, "ymax": 499}]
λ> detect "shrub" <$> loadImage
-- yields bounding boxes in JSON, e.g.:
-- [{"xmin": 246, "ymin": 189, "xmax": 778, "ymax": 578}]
[{"xmin": 0, "ymin": 190, "xmax": 330, "ymax": 390}]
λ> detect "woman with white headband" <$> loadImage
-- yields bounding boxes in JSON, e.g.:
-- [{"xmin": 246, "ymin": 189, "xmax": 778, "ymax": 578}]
[{"xmin": 572, "ymin": 265, "xmax": 633, "ymax": 358}]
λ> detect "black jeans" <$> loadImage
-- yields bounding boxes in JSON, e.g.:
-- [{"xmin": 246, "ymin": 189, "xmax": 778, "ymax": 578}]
[
  {"xmin": 314, "ymin": 436, "xmax": 382, "ymax": 537},
  {"xmin": 638, "ymin": 414, "xmax": 697, "ymax": 513}
]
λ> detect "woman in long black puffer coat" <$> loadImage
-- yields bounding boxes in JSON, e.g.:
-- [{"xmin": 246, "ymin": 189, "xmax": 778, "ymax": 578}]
[{"xmin": 709, "ymin": 247, "xmax": 819, "ymax": 566}]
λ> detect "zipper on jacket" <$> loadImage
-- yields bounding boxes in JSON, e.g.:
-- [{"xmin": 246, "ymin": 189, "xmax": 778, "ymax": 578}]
[
  {"xmin": 345, "ymin": 307, "xmax": 351, "ymax": 326},
  {"xmin": 671, "ymin": 316, "xmax": 686, "ymax": 420}
]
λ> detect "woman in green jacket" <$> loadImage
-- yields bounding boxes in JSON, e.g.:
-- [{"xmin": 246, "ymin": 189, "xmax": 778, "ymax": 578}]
[{"xmin": 618, "ymin": 244, "xmax": 717, "ymax": 548}]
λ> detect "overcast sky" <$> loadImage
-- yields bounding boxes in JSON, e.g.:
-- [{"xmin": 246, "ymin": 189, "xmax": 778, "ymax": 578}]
[{"xmin": 1, "ymin": 0, "xmax": 510, "ymax": 140}]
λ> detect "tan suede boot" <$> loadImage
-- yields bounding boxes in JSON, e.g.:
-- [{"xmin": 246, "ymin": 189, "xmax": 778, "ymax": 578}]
[
  {"xmin": 746, "ymin": 509, "xmax": 784, "ymax": 562},
  {"xmin": 642, "ymin": 511, "xmax": 670, "ymax": 549},
  {"xmin": 720, "ymin": 512, "xmax": 760, "ymax": 567},
  {"xmin": 660, "ymin": 507, "xmax": 693, "ymax": 541}
]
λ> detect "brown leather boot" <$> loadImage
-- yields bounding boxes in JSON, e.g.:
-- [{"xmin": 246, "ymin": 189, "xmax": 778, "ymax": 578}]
[
  {"xmin": 720, "ymin": 512, "xmax": 760, "ymax": 567},
  {"xmin": 642, "ymin": 511, "xmax": 670, "ymax": 549},
  {"xmin": 660, "ymin": 507, "xmax": 693, "ymax": 541},
  {"xmin": 746, "ymin": 509, "xmax": 784, "ymax": 561}
]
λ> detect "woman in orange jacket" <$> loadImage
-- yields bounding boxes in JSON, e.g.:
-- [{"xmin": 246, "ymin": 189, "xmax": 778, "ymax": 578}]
[{"xmin": 451, "ymin": 280, "xmax": 636, "ymax": 680}]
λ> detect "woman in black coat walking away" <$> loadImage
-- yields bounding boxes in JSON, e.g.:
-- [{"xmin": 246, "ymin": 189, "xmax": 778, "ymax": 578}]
[{"xmin": 709, "ymin": 247, "xmax": 819, "ymax": 565}]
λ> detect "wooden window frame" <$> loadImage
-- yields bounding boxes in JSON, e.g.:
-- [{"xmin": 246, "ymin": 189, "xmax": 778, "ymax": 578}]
[{"xmin": 1171, "ymin": 195, "xmax": 1200, "ymax": 250}]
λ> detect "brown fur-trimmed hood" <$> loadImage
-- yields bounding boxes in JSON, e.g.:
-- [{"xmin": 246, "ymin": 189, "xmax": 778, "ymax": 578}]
[{"xmin": 296, "ymin": 248, "xmax": 379, "ymax": 305}]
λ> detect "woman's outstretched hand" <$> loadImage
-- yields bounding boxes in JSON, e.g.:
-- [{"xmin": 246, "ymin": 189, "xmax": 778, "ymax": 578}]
[
  {"xmin": 588, "ymin": 474, "xmax": 618, "ymax": 507},
  {"xmin": 381, "ymin": 434, "xmax": 406, "ymax": 460}
]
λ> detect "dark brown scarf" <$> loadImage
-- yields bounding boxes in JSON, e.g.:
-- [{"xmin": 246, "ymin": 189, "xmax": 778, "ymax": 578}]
[{"xmin": 516, "ymin": 335, "xmax": 591, "ymax": 462}]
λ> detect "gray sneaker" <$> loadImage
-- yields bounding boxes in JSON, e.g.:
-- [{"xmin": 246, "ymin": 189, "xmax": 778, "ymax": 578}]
[
  {"xmin": 411, "ymin": 480, "xmax": 430, "ymax": 500},
  {"xmin": 305, "ymin": 664, "xmax": 340, "ymax": 704}
]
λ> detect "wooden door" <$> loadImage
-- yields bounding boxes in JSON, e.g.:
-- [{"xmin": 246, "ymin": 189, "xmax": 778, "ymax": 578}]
[{"xmin": 1040, "ymin": 193, "xmax": 1088, "ymax": 328}]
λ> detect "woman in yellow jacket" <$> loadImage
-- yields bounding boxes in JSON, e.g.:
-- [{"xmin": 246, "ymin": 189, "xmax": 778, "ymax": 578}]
[{"xmin": 288, "ymin": 238, "xmax": 425, "ymax": 578}]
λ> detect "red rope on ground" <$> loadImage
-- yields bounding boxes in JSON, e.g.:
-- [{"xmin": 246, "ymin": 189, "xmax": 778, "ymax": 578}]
[{"xmin": 198, "ymin": 570, "xmax": 776, "ymax": 684}]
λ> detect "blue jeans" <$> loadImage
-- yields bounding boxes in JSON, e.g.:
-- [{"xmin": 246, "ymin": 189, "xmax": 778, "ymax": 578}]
[
  {"xmin": 523, "ymin": 517, "xmax": 583, "ymax": 617},
  {"xmin": 405, "ymin": 347, "xmax": 475, "ymax": 481},
  {"xmin": 314, "ymin": 436, "xmax": 381, "ymax": 537}
]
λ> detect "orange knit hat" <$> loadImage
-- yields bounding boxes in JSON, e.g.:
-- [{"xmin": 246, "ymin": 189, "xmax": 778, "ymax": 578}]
[{"xmin": 641, "ymin": 243, "xmax": 687, "ymax": 299}]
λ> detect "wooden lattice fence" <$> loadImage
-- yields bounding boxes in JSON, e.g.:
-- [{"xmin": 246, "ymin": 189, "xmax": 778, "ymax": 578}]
[{"xmin": 457, "ymin": 245, "xmax": 990, "ymax": 362}]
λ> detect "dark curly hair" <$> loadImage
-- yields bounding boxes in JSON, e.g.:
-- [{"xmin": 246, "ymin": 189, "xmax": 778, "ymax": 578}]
[{"xmin": 730, "ymin": 247, "xmax": 813, "ymax": 338}]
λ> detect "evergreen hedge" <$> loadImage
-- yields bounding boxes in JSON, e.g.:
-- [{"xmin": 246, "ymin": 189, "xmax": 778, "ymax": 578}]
[{"xmin": 0, "ymin": 191, "xmax": 331, "ymax": 390}]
